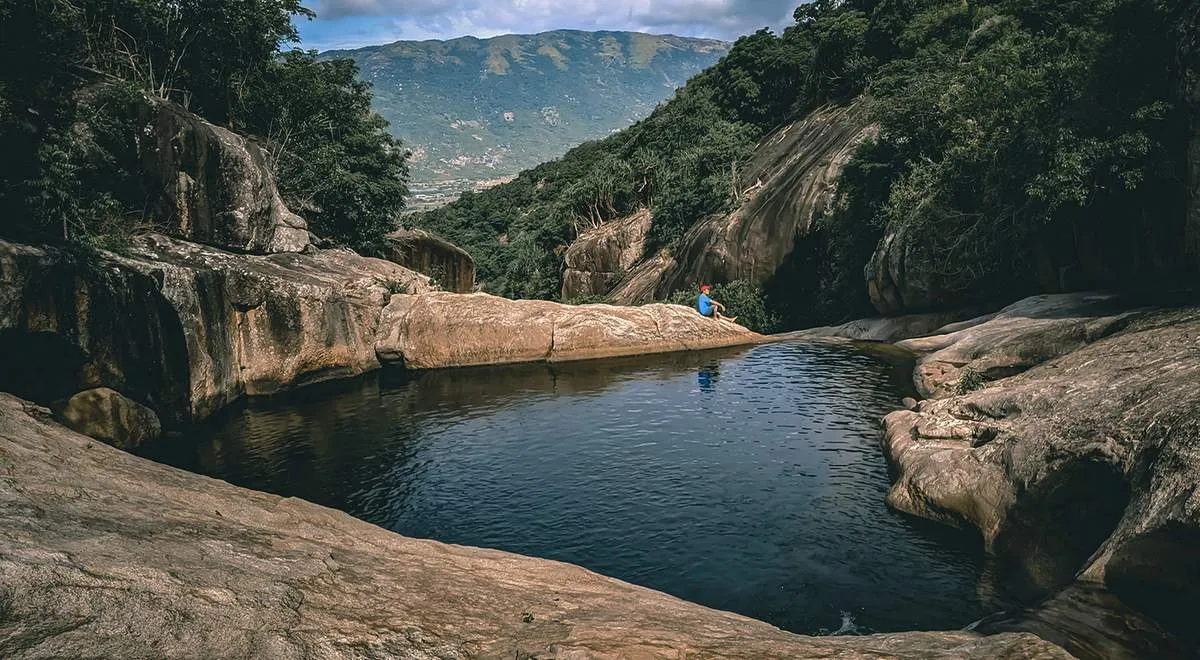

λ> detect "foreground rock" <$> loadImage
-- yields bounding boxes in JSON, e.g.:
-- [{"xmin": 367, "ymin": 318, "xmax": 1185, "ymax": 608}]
[
  {"xmin": 377, "ymin": 227, "xmax": 476, "ymax": 293},
  {"xmin": 0, "ymin": 235, "xmax": 430, "ymax": 426},
  {"xmin": 0, "ymin": 394, "xmax": 1070, "ymax": 659},
  {"xmin": 376, "ymin": 292, "xmax": 767, "ymax": 369},
  {"xmin": 879, "ymin": 301, "xmax": 1200, "ymax": 653}
]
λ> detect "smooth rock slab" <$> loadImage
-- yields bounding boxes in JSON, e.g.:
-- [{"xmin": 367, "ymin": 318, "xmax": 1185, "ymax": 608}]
[
  {"xmin": 785, "ymin": 308, "xmax": 984, "ymax": 343},
  {"xmin": 376, "ymin": 292, "xmax": 768, "ymax": 369},
  {"xmin": 0, "ymin": 393, "xmax": 1071, "ymax": 659},
  {"xmin": 609, "ymin": 102, "xmax": 874, "ymax": 304}
]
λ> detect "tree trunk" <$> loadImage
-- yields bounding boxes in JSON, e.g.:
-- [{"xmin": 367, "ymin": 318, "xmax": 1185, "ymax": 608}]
[
  {"xmin": 1181, "ymin": 3, "xmax": 1200, "ymax": 266},
  {"xmin": 1187, "ymin": 69, "xmax": 1200, "ymax": 262}
]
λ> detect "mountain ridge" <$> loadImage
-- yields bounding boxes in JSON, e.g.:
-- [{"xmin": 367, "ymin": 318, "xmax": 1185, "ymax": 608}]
[
  {"xmin": 322, "ymin": 29, "xmax": 729, "ymax": 58},
  {"xmin": 320, "ymin": 30, "xmax": 729, "ymax": 208}
]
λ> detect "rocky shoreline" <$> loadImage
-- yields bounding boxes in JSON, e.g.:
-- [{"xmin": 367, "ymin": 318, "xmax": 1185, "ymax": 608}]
[
  {"xmin": 3, "ymin": 285, "xmax": 1198, "ymax": 657},
  {"xmin": 0, "ymin": 235, "xmax": 761, "ymax": 443},
  {"xmin": 1, "ymin": 90, "xmax": 1195, "ymax": 658},
  {"xmin": 0, "ymin": 392, "xmax": 1068, "ymax": 659},
  {"xmin": 867, "ymin": 293, "xmax": 1199, "ymax": 658}
]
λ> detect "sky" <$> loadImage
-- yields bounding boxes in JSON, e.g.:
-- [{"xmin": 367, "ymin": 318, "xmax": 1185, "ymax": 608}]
[{"xmin": 296, "ymin": 0, "xmax": 800, "ymax": 51}]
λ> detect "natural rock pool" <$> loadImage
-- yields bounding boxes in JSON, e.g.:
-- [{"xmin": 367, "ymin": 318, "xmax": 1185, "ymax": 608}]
[{"xmin": 140, "ymin": 341, "xmax": 1004, "ymax": 635}]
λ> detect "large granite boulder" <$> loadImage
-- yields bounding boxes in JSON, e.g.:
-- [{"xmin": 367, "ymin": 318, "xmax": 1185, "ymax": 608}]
[
  {"xmin": 377, "ymin": 227, "xmax": 476, "ymax": 293},
  {"xmin": 561, "ymin": 208, "xmax": 651, "ymax": 300},
  {"xmin": 864, "ymin": 221, "xmax": 946, "ymax": 315},
  {"xmin": 610, "ymin": 102, "xmax": 873, "ymax": 303},
  {"xmin": 606, "ymin": 249, "xmax": 676, "ymax": 304},
  {"xmin": 0, "ymin": 393, "xmax": 1071, "ymax": 659},
  {"xmin": 376, "ymin": 291, "xmax": 765, "ymax": 369},
  {"xmin": 0, "ymin": 236, "xmax": 430, "ymax": 426},
  {"xmin": 880, "ymin": 304, "xmax": 1200, "ymax": 650},
  {"xmin": 137, "ymin": 96, "xmax": 310, "ymax": 254},
  {"xmin": 895, "ymin": 293, "xmax": 1144, "ymax": 398},
  {"xmin": 52, "ymin": 387, "xmax": 162, "ymax": 450}
]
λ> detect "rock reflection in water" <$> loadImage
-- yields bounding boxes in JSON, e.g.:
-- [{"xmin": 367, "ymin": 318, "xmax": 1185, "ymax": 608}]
[
  {"xmin": 976, "ymin": 583, "xmax": 1192, "ymax": 660},
  {"xmin": 142, "ymin": 342, "xmax": 995, "ymax": 636}
]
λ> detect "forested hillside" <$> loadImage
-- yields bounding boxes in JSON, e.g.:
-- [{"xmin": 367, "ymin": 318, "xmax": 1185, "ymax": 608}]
[
  {"xmin": 325, "ymin": 31, "xmax": 727, "ymax": 207},
  {"xmin": 1, "ymin": 0, "xmax": 407, "ymax": 253},
  {"xmin": 413, "ymin": 0, "xmax": 1199, "ymax": 328}
]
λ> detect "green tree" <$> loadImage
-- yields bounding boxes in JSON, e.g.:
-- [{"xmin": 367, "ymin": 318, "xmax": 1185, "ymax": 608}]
[
  {"xmin": 0, "ymin": 0, "xmax": 89, "ymax": 241},
  {"xmin": 856, "ymin": 0, "xmax": 1187, "ymax": 301},
  {"xmin": 75, "ymin": 0, "xmax": 313, "ymax": 123},
  {"xmin": 409, "ymin": 0, "xmax": 1194, "ymax": 320},
  {"xmin": 239, "ymin": 51, "xmax": 410, "ymax": 252},
  {"xmin": 0, "ymin": 0, "xmax": 405, "ymax": 252}
]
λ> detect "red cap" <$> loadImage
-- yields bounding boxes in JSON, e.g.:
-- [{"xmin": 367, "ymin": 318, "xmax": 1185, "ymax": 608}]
[{"xmin": 699, "ymin": 284, "xmax": 713, "ymax": 292}]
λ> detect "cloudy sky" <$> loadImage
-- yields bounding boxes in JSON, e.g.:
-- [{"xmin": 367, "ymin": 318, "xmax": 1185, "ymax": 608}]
[{"xmin": 296, "ymin": 0, "xmax": 800, "ymax": 51}]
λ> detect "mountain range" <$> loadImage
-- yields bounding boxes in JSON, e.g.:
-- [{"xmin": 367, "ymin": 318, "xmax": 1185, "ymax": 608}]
[{"xmin": 322, "ymin": 30, "xmax": 729, "ymax": 209}]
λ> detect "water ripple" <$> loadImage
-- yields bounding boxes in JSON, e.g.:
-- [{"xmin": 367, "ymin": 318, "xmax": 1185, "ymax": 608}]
[{"xmin": 141, "ymin": 341, "xmax": 995, "ymax": 635}]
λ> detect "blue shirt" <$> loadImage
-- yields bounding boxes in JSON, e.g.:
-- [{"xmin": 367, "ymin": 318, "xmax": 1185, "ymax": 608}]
[{"xmin": 697, "ymin": 293, "xmax": 715, "ymax": 316}]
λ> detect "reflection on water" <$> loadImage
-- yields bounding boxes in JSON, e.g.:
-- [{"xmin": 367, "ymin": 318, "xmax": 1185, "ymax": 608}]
[
  {"xmin": 142, "ymin": 342, "xmax": 999, "ymax": 635},
  {"xmin": 976, "ymin": 583, "xmax": 1194, "ymax": 660}
]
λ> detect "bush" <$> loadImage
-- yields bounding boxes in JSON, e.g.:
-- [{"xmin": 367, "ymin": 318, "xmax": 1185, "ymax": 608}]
[
  {"xmin": 955, "ymin": 367, "xmax": 986, "ymax": 395},
  {"xmin": 668, "ymin": 280, "xmax": 782, "ymax": 334},
  {"xmin": 376, "ymin": 278, "xmax": 408, "ymax": 295}
]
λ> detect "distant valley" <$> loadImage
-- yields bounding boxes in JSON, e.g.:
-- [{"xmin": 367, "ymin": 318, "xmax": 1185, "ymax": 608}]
[{"xmin": 323, "ymin": 30, "xmax": 728, "ymax": 209}]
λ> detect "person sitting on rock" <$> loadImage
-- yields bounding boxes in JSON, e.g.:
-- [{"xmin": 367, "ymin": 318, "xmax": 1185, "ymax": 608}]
[{"xmin": 697, "ymin": 284, "xmax": 736, "ymax": 322}]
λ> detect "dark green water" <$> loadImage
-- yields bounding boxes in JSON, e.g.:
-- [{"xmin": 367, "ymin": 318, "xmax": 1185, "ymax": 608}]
[{"xmin": 140, "ymin": 342, "xmax": 1003, "ymax": 635}]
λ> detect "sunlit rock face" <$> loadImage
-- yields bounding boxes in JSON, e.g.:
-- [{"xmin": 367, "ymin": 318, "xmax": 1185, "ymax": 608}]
[
  {"xmin": 375, "ymin": 291, "xmax": 764, "ymax": 370},
  {"xmin": 561, "ymin": 208, "xmax": 651, "ymax": 300},
  {"xmin": 377, "ymin": 227, "xmax": 477, "ymax": 293},
  {"xmin": 0, "ymin": 236, "xmax": 430, "ymax": 426}
]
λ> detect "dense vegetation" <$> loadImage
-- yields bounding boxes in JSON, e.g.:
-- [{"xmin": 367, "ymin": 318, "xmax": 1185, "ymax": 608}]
[
  {"xmin": 326, "ymin": 31, "xmax": 728, "ymax": 205},
  {"xmin": 667, "ymin": 281, "xmax": 783, "ymax": 334},
  {"xmin": 0, "ymin": 0, "xmax": 408, "ymax": 252},
  {"xmin": 793, "ymin": 0, "xmax": 1194, "ymax": 324},
  {"xmin": 414, "ymin": 0, "xmax": 1196, "ymax": 328},
  {"xmin": 411, "ymin": 23, "xmax": 831, "ymax": 299}
]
